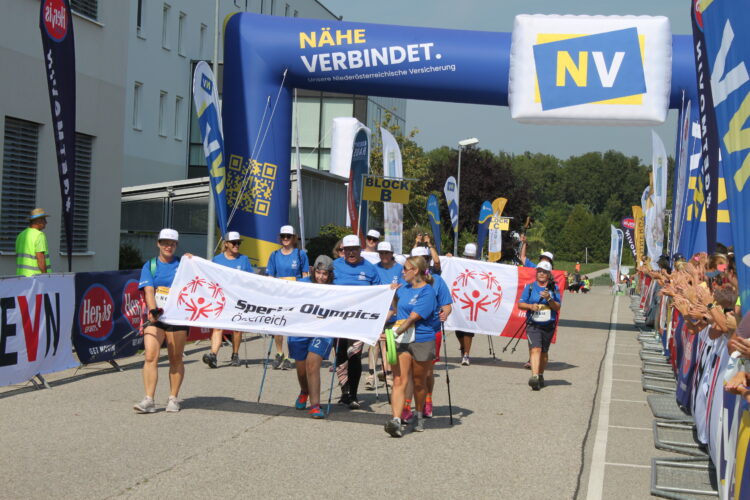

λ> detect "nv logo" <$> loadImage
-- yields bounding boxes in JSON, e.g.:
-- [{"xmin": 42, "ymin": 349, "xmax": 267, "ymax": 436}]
[
  {"xmin": 533, "ymin": 28, "xmax": 646, "ymax": 111},
  {"xmin": 201, "ymin": 74, "xmax": 213, "ymax": 94},
  {"xmin": 446, "ymin": 182, "xmax": 455, "ymax": 192}
]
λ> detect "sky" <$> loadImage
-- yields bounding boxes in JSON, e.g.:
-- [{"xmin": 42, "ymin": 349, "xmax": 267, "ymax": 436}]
[{"xmin": 320, "ymin": 0, "xmax": 693, "ymax": 163}]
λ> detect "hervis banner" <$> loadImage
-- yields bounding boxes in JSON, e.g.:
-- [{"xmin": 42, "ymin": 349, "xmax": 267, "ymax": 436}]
[
  {"xmin": 161, "ymin": 257, "xmax": 395, "ymax": 345},
  {"xmin": 362, "ymin": 175, "xmax": 411, "ymax": 204}
]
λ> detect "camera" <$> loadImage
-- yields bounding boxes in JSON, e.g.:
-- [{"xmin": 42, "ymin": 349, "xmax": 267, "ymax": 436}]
[{"xmin": 546, "ymin": 281, "xmax": 556, "ymax": 292}]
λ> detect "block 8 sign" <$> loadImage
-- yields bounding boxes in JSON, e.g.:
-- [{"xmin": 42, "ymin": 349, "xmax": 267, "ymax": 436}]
[{"xmin": 362, "ymin": 175, "xmax": 411, "ymax": 204}]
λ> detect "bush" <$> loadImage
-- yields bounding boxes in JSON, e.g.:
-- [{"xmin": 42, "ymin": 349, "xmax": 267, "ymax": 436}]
[
  {"xmin": 119, "ymin": 242, "xmax": 143, "ymax": 270},
  {"xmin": 305, "ymin": 224, "xmax": 352, "ymax": 264}
]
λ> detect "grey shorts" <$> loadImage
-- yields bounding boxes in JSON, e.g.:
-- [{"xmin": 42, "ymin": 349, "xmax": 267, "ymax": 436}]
[
  {"xmin": 397, "ymin": 340, "xmax": 436, "ymax": 362},
  {"xmin": 526, "ymin": 322, "xmax": 555, "ymax": 353}
]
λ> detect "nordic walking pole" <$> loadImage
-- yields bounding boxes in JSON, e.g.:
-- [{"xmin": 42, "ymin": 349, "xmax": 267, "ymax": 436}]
[
  {"xmin": 488, "ymin": 336, "xmax": 496, "ymax": 359},
  {"xmin": 441, "ymin": 323, "xmax": 454, "ymax": 426},
  {"xmin": 502, "ymin": 320, "xmax": 525, "ymax": 352},
  {"xmin": 511, "ymin": 322, "xmax": 528, "ymax": 354},
  {"xmin": 373, "ymin": 345, "xmax": 380, "ymax": 401},
  {"xmin": 378, "ymin": 339, "xmax": 391, "ymax": 404},
  {"xmin": 257, "ymin": 334, "xmax": 275, "ymax": 403},
  {"xmin": 326, "ymin": 339, "xmax": 340, "ymax": 416}
]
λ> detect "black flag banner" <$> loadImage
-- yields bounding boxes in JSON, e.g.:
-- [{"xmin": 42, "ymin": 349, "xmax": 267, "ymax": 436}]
[{"xmin": 39, "ymin": 0, "xmax": 76, "ymax": 271}]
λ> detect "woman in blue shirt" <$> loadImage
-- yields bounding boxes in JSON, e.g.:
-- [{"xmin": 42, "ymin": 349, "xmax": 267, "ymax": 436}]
[
  {"xmin": 384, "ymin": 256, "xmax": 438, "ymax": 437},
  {"xmin": 134, "ymin": 228, "xmax": 190, "ymax": 414},
  {"xmin": 266, "ymin": 225, "xmax": 309, "ymax": 370}
]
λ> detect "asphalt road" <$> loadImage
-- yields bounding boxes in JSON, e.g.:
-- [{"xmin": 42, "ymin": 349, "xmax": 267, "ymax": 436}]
[{"xmin": 0, "ymin": 287, "xmax": 634, "ymax": 499}]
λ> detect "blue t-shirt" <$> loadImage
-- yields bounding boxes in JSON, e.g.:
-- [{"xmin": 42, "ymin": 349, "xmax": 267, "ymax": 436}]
[
  {"xmin": 524, "ymin": 258, "xmax": 536, "ymax": 268},
  {"xmin": 333, "ymin": 258, "xmax": 381, "ymax": 286},
  {"xmin": 376, "ymin": 261, "xmax": 404, "ymax": 285},
  {"xmin": 212, "ymin": 253, "xmax": 254, "ymax": 273},
  {"xmin": 266, "ymin": 248, "xmax": 309, "ymax": 279},
  {"xmin": 519, "ymin": 281, "xmax": 561, "ymax": 325},
  {"xmin": 430, "ymin": 274, "xmax": 453, "ymax": 332},
  {"xmin": 139, "ymin": 257, "xmax": 181, "ymax": 289},
  {"xmin": 396, "ymin": 284, "xmax": 438, "ymax": 343}
]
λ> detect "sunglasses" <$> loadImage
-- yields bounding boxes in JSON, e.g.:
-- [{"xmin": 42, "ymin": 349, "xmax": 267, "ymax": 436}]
[
  {"xmin": 228, "ymin": 241, "xmax": 241, "ymax": 246},
  {"xmin": 366, "ymin": 236, "xmax": 379, "ymax": 241},
  {"xmin": 280, "ymin": 234, "xmax": 293, "ymax": 239},
  {"xmin": 336, "ymin": 248, "xmax": 344, "ymax": 252}
]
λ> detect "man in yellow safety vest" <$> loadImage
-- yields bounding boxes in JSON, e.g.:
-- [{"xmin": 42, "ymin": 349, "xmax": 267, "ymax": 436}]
[{"xmin": 15, "ymin": 208, "xmax": 51, "ymax": 277}]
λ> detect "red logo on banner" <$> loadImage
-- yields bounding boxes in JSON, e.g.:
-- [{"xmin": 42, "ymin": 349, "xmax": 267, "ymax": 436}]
[
  {"xmin": 693, "ymin": 0, "xmax": 704, "ymax": 30},
  {"xmin": 43, "ymin": 0, "xmax": 68, "ymax": 42},
  {"xmin": 177, "ymin": 276, "xmax": 226, "ymax": 321},
  {"xmin": 79, "ymin": 285, "xmax": 114, "ymax": 339},
  {"xmin": 122, "ymin": 279, "xmax": 141, "ymax": 329},
  {"xmin": 450, "ymin": 269, "xmax": 503, "ymax": 322},
  {"xmin": 622, "ymin": 218, "xmax": 636, "ymax": 230}
]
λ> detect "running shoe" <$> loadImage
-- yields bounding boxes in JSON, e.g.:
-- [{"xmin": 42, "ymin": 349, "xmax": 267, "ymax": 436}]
[
  {"xmin": 364, "ymin": 374, "xmax": 375, "ymax": 390},
  {"xmin": 281, "ymin": 357, "xmax": 293, "ymax": 370},
  {"xmin": 413, "ymin": 414, "xmax": 425, "ymax": 432},
  {"xmin": 539, "ymin": 374, "xmax": 545, "ymax": 388},
  {"xmin": 528, "ymin": 375, "xmax": 541, "ymax": 391},
  {"xmin": 461, "ymin": 354, "xmax": 470, "ymax": 366},
  {"xmin": 423, "ymin": 400, "xmax": 433, "ymax": 418},
  {"xmin": 165, "ymin": 396, "xmax": 180, "ymax": 413},
  {"xmin": 309, "ymin": 405, "xmax": 325, "ymax": 419},
  {"xmin": 401, "ymin": 407, "xmax": 414, "ymax": 424},
  {"xmin": 230, "ymin": 353, "xmax": 241, "ymax": 367},
  {"xmin": 295, "ymin": 392, "xmax": 309, "ymax": 410},
  {"xmin": 202, "ymin": 352, "xmax": 218, "ymax": 369},
  {"xmin": 133, "ymin": 396, "xmax": 156, "ymax": 414},
  {"xmin": 272, "ymin": 352, "xmax": 284, "ymax": 369},
  {"xmin": 348, "ymin": 399, "xmax": 361, "ymax": 410},
  {"xmin": 384, "ymin": 418, "xmax": 403, "ymax": 438}
]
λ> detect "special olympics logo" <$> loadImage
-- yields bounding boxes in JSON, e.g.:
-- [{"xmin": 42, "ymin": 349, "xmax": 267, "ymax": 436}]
[
  {"xmin": 42, "ymin": 0, "xmax": 68, "ymax": 42},
  {"xmin": 450, "ymin": 269, "xmax": 503, "ymax": 322},
  {"xmin": 177, "ymin": 276, "xmax": 226, "ymax": 321}
]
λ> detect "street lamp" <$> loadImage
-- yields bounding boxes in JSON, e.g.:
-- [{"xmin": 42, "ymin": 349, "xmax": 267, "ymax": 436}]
[{"xmin": 455, "ymin": 137, "xmax": 479, "ymax": 255}]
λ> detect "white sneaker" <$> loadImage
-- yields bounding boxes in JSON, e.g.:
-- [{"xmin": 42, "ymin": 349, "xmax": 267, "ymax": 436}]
[
  {"xmin": 165, "ymin": 396, "xmax": 181, "ymax": 413},
  {"xmin": 461, "ymin": 355, "xmax": 470, "ymax": 366},
  {"xmin": 133, "ymin": 396, "xmax": 156, "ymax": 414}
]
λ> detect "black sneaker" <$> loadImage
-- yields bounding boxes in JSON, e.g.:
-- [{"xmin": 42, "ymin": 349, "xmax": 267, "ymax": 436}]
[
  {"xmin": 348, "ymin": 399, "xmax": 361, "ymax": 410},
  {"xmin": 384, "ymin": 418, "xmax": 403, "ymax": 437},
  {"xmin": 281, "ymin": 358, "xmax": 293, "ymax": 370},
  {"xmin": 272, "ymin": 352, "xmax": 283, "ymax": 370},
  {"xmin": 338, "ymin": 394, "xmax": 352, "ymax": 406},
  {"xmin": 230, "ymin": 353, "xmax": 241, "ymax": 367},
  {"xmin": 528, "ymin": 375, "xmax": 541, "ymax": 391},
  {"xmin": 202, "ymin": 352, "xmax": 218, "ymax": 369},
  {"xmin": 539, "ymin": 374, "xmax": 545, "ymax": 388}
]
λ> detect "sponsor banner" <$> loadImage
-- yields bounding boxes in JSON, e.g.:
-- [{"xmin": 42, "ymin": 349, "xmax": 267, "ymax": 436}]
[
  {"xmin": 443, "ymin": 176, "xmax": 459, "ymax": 233},
  {"xmin": 348, "ymin": 128, "xmax": 371, "ymax": 239},
  {"xmin": 609, "ymin": 226, "xmax": 623, "ymax": 283},
  {"xmin": 488, "ymin": 197, "xmax": 508, "ymax": 262},
  {"xmin": 161, "ymin": 257, "xmax": 394, "ymax": 345},
  {"xmin": 476, "ymin": 201, "xmax": 493, "ymax": 259},
  {"xmin": 508, "ymin": 15, "xmax": 672, "ymax": 125},
  {"xmin": 671, "ymin": 98, "xmax": 692, "ymax": 257},
  {"xmin": 39, "ymin": 0, "xmax": 76, "ymax": 271},
  {"xmin": 621, "ymin": 217, "xmax": 637, "ymax": 259},
  {"xmin": 702, "ymin": 0, "xmax": 750, "ymax": 314},
  {"xmin": 633, "ymin": 205, "xmax": 645, "ymax": 265},
  {"xmin": 0, "ymin": 275, "xmax": 77, "ymax": 387},
  {"xmin": 71, "ymin": 271, "xmax": 145, "ymax": 364},
  {"xmin": 193, "ymin": 61, "xmax": 229, "ymax": 237},
  {"xmin": 440, "ymin": 257, "xmax": 565, "ymax": 339},
  {"xmin": 426, "ymin": 194, "xmax": 442, "ymax": 255},
  {"xmin": 381, "ymin": 128, "xmax": 404, "ymax": 255}
]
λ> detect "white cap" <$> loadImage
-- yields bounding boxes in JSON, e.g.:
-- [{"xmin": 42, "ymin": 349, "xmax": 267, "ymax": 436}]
[
  {"xmin": 463, "ymin": 243, "xmax": 477, "ymax": 257},
  {"xmin": 158, "ymin": 228, "xmax": 179, "ymax": 241},
  {"xmin": 377, "ymin": 241, "xmax": 393, "ymax": 252},
  {"xmin": 342, "ymin": 235, "xmax": 361, "ymax": 248},
  {"xmin": 540, "ymin": 251, "xmax": 554, "ymax": 262},
  {"xmin": 411, "ymin": 247, "xmax": 430, "ymax": 257},
  {"xmin": 225, "ymin": 231, "xmax": 241, "ymax": 242},
  {"xmin": 367, "ymin": 229, "xmax": 381, "ymax": 239},
  {"xmin": 279, "ymin": 225, "xmax": 295, "ymax": 235},
  {"xmin": 537, "ymin": 261, "xmax": 552, "ymax": 272}
]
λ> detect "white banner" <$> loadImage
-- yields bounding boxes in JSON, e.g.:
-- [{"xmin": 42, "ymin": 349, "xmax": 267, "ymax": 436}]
[
  {"xmin": 161, "ymin": 257, "xmax": 395, "ymax": 345},
  {"xmin": 381, "ymin": 127, "xmax": 403, "ymax": 255},
  {"xmin": 443, "ymin": 176, "xmax": 459, "ymax": 233},
  {"xmin": 609, "ymin": 225, "xmax": 623, "ymax": 283},
  {"xmin": 440, "ymin": 256, "xmax": 519, "ymax": 335},
  {"xmin": 0, "ymin": 275, "xmax": 77, "ymax": 387}
]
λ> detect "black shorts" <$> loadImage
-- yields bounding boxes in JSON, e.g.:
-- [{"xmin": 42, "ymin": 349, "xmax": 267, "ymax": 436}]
[
  {"xmin": 151, "ymin": 321, "xmax": 188, "ymax": 333},
  {"xmin": 455, "ymin": 330, "xmax": 474, "ymax": 338},
  {"xmin": 526, "ymin": 322, "xmax": 555, "ymax": 353}
]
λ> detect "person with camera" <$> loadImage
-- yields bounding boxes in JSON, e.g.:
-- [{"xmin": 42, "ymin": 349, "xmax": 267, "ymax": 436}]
[
  {"xmin": 518, "ymin": 261, "xmax": 561, "ymax": 391},
  {"xmin": 414, "ymin": 231, "xmax": 441, "ymax": 274}
]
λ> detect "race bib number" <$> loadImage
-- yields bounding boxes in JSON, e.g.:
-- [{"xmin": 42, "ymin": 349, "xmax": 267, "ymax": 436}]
[
  {"xmin": 155, "ymin": 286, "xmax": 170, "ymax": 309},
  {"xmin": 532, "ymin": 306, "xmax": 551, "ymax": 323},
  {"xmin": 393, "ymin": 319, "xmax": 416, "ymax": 344}
]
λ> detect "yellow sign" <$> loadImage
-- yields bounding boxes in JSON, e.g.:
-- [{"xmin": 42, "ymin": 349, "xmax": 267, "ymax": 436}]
[
  {"xmin": 632, "ymin": 205, "xmax": 645, "ymax": 265},
  {"xmin": 362, "ymin": 176, "xmax": 411, "ymax": 204},
  {"xmin": 488, "ymin": 197, "xmax": 508, "ymax": 262},
  {"xmin": 490, "ymin": 216, "xmax": 510, "ymax": 231}
]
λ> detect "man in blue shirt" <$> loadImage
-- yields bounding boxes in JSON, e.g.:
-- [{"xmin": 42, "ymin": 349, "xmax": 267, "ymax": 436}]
[
  {"xmin": 203, "ymin": 232, "xmax": 254, "ymax": 368},
  {"xmin": 333, "ymin": 234, "xmax": 381, "ymax": 409}
]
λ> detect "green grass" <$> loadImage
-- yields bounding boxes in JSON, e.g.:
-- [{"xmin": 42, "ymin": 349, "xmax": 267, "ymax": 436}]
[{"xmin": 553, "ymin": 260, "xmax": 608, "ymax": 275}]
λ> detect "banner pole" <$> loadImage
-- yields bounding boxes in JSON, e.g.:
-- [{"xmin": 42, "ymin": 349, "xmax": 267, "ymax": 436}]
[
  {"xmin": 206, "ymin": 0, "xmax": 220, "ymax": 259},
  {"xmin": 294, "ymin": 89, "xmax": 306, "ymax": 250},
  {"xmin": 441, "ymin": 322, "xmax": 454, "ymax": 426},
  {"xmin": 357, "ymin": 173, "xmax": 365, "ymax": 240}
]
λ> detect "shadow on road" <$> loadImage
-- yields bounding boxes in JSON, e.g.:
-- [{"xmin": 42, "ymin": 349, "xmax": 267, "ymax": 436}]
[
  {"xmin": 465, "ymin": 358, "xmax": 577, "ymax": 372},
  {"xmin": 557, "ymin": 318, "xmax": 635, "ymax": 332}
]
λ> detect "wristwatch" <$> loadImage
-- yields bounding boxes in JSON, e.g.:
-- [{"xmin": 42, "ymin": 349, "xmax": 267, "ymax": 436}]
[{"xmin": 706, "ymin": 303, "xmax": 715, "ymax": 310}]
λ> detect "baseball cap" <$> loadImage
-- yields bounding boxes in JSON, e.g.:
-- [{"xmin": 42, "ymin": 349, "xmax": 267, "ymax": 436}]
[
  {"xmin": 314, "ymin": 255, "xmax": 333, "ymax": 271},
  {"xmin": 377, "ymin": 241, "xmax": 393, "ymax": 252},
  {"xmin": 158, "ymin": 228, "xmax": 179, "ymax": 241},
  {"xmin": 29, "ymin": 208, "xmax": 49, "ymax": 220},
  {"xmin": 540, "ymin": 251, "xmax": 554, "ymax": 263},
  {"xmin": 279, "ymin": 225, "xmax": 295, "ymax": 235},
  {"xmin": 463, "ymin": 243, "xmax": 477, "ymax": 258},
  {"xmin": 411, "ymin": 247, "xmax": 430, "ymax": 257},
  {"xmin": 536, "ymin": 261, "xmax": 552, "ymax": 272},
  {"xmin": 225, "ymin": 231, "xmax": 241, "ymax": 242},
  {"xmin": 342, "ymin": 235, "xmax": 361, "ymax": 248},
  {"xmin": 367, "ymin": 229, "xmax": 381, "ymax": 239}
]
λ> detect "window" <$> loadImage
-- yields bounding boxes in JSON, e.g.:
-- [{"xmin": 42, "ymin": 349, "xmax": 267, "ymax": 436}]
[
  {"xmin": 133, "ymin": 82, "xmax": 143, "ymax": 130},
  {"xmin": 60, "ymin": 133, "xmax": 93, "ymax": 253},
  {"xmin": 178, "ymin": 12, "xmax": 186, "ymax": 56},
  {"xmin": 162, "ymin": 3, "xmax": 170, "ymax": 50},
  {"xmin": 270, "ymin": 0, "xmax": 276, "ymax": 15},
  {"xmin": 1, "ymin": 117, "xmax": 40, "ymax": 252},
  {"xmin": 137, "ymin": 0, "xmax": 146, "ymax": 36},
  {"xmin": 285, "ymin": 3, "xmax": 290, "ymax": 16},
  {"xmin": 71, "ymin": 0, "xmax": 98, "ymax": 21},
  {"xmin": 199, "ymin": 24, "xmax": 208, "ymax": 59},
  {"xmin": 159, "ymin": 91, "xmax": 168, "ymax": 136},
  {"xmin": 174, "ymin": 95, "xmax": 183, "ymax": 140}
]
